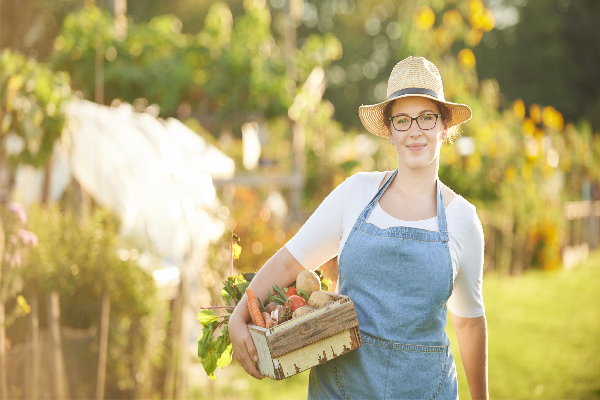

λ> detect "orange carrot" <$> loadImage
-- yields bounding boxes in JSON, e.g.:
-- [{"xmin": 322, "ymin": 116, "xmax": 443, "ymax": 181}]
[{"xmin": 246, "ymin": 289, "xmax": 266, "ymax": 328}]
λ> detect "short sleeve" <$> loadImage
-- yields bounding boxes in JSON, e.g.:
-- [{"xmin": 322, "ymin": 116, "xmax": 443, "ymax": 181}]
[
  {"xmin": 447, "ymin": 208, "xmax": 486, "ymax": 318},
  {"xmin": 285, "ymin": 176, "xmax": 354, "ymax": 270}
]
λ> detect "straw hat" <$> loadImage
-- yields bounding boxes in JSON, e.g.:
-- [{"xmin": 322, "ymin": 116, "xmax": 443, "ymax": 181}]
[{"xmin": 358, "ymin": 56, "xmax": 472, "ymax": 138}]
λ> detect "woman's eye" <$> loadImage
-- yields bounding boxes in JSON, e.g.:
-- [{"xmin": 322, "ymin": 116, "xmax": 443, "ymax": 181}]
[
  {"xmin": 397, "ymin": 117, "xmax": 411, "ymax": 124},
  {"xmin": 421, "ymin": 114, "xmax": 433, "ymax": 121}
]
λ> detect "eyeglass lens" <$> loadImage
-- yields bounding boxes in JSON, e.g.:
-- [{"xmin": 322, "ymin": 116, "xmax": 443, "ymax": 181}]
[{"xmin": 392, "ymin": 114, "xmax": 439, "ymax": 131}]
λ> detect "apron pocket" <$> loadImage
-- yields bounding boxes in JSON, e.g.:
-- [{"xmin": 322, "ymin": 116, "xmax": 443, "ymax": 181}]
[
  {"xmin": 332, "ymin": 341, "xmax": 392, "ymax": 400},
  {"xmin": 385, "ymin": 343, "xmax": 450, "ymax": 400}
]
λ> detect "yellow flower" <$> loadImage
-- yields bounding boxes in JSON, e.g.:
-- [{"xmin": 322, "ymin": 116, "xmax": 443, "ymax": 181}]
[
  {"xmin": 470, "ymin": 9, "xmax": 495, "ymax": 32},
  {"xmin": 434, "ymin": 27, "xmax": 453, "ymax": 49},
  {"xmin": 468, "ymin": 0, "xmax": 485, "ymax": 17},
  {"xmin": 512, "ymin": 99, "xmax": 526, "ymax": 119},
  {"xmin": 415, "ymin": 6, "xmax": 435, "ymax": 30},
  {"xmin": 458, "ymin": 48, "xmax": 476, "ymax": 69},
  {"xmin": 529, "ymin": 104, "xmax": 542, "ymax": 124},
  {"xmin": 465, "ymin": 28, "xmax": 484, "ymax": 46},
  {"xmin": 542, "ymin": 106, "xmax": 564, "ymax": 131},
  {"xmin": 442, "ymin": 10, "xmax": 463, "ymax": 28},
  {"xmin": 522, "ymin": 118, "xmax": 536, "ymax": 136}
]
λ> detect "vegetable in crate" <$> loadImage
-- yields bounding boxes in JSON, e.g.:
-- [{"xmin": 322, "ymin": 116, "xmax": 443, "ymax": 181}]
[
  {"xmin": 197, "ymin": 263, "xmax": 333, "ymax": 379},
  {"xmin": 246, "ymin": 288, "xmax": 266, "ymax": 328},
  {"xmin": 296, "ymin": 270, "xmax": 321, "ymax": 297},
  {"xmin": 285, "ymin": 295, "xmax": 307, "ymax": 312}
]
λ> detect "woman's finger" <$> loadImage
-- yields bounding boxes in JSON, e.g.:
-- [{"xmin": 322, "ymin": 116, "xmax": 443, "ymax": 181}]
[
  {"xmin": 232, "ymin": 335, "xmax": 264, "ymax": 379},
  {"xmin": 242, "ymin": 336, "xmax": 264, "ymax": 379}
]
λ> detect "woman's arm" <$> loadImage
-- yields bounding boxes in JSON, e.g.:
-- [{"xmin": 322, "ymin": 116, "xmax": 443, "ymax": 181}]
[
  {"xmin": 228, "ymin": 246, "xmax": 305, "ymax": 379},
  {"xmin": 450, "ymin": 312, "xmax": 488, "ymax": 400}
]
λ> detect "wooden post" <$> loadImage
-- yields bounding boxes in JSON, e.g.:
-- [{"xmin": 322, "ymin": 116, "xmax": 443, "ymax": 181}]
[
  {"xmin": 0, "ymin": 224, "xmax": 7, "ymax": 400},
  {"xmin": 25, "ymin": 295, "xmax": 40, "ymax": 400},
  {"xmin": 175, "ymin": 271, "xmax": 190, "ymax": 400},
  {"xmin": 163, "ymin": 277, "xmax": 185, "ymax": 400},
  {"xmin": 113, "ymin": 0, "xmax": 127, "ymax": 40},
  {"xmin": 95, "ymin": 37, "xmax": 104, "ymax": 104},
  {"xmin": 285, "ymin": 0, "xmax": 305, "ymax": 222},
  {"xmin": 0, "ymin": 301, "xmax": 7, "ymax": 400},
  {"xmin": 95, "ymin": 292, "xmax": 110, "ymax": 400},
  {"xmin": 48, "ymin": 291, "xmax": 69, "ymax": 400}
]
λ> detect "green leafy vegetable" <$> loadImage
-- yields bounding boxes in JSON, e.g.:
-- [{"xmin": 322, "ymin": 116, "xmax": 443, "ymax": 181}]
[{"xmin": 197, "ymin": 273, "xmax": 251, "ymax": 379}]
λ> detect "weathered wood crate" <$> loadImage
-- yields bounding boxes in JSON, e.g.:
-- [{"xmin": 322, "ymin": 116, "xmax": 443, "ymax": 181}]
[{"xmin": 248, "ymin": 293, "xmax": 362, "ymax": 380}]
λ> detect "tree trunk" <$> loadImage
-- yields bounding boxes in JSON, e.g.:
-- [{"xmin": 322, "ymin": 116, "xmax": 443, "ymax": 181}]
[{"xmin": 95, "ymin": 292, "xmax": 110, "ymax": 400}]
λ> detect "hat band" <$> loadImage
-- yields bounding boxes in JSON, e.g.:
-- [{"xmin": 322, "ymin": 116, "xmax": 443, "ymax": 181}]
[{"xmin": 387, "ymin": 87, "xmax": 439, "ymax": 100}]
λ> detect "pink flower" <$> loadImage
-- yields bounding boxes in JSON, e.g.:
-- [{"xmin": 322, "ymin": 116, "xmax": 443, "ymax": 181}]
[
  {"xmin": 8, "ymin": 202, "xmax": 27, "ymax": 225},
  {"xmin": 18, "ymin": 229, "xmax": 39, "ymax": 246}
]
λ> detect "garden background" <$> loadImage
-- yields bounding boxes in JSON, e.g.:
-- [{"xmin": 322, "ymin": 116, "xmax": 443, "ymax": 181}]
[{"xmin": 1, "ymin": 0, "xmax": 599, "ymax": 399}]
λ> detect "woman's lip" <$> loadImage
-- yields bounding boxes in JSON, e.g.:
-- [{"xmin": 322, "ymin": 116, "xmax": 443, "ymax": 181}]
[{"xmin": 407, "ymin": 144, "xmax": 426, "ymax": 150}]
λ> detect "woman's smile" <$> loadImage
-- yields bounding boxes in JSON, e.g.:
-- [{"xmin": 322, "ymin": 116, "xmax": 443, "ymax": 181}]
[{"xmin": 406, "ymin": 143, "xmax": 427, "ymax": 151}]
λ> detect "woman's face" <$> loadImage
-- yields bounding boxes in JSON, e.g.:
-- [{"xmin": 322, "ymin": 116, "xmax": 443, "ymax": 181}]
[{"xmin": 388, "ymin": 97, "xmax": 446, "ymax": 171}]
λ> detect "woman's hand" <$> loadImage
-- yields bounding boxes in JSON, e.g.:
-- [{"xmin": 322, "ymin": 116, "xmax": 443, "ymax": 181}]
[
  {"xmin": 228, "ymin": 247, "xmax": 305, "ymax": 380},
  {"xmin": 229, "ymin": 311, "xmax": 264, "ymax": 379}
]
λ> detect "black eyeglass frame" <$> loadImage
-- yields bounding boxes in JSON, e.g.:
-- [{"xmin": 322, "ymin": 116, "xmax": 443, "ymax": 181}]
[{"xmin": 388, "ymin": 113, "xmax": 442, "ymax": 131}]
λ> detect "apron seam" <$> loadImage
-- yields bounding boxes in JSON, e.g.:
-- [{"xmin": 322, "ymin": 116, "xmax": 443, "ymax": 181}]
[
  {"xmin": 353, "ymin": 227, "xmax": 448, "ymax": 242},
  {"xmin": 383, "ymin": 348, "xmax": 392, "ymax": 400},
  {"xmin": 333, "ymin": 363, "xmax": 349, "ymax": 400},
  {"xmin": 431, "ymin": 347, "xmax": 451, "ymax": 400}
]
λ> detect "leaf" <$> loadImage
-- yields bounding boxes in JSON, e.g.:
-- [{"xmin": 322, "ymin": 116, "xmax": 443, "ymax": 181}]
[
  {"xmin": 242, "ymin": 272, "xmax": 255, "ymax": 282},
  {"xmin": 197, "ymin": 310, "xmax": 219, "ymax": 325},
  {"xmin": 297, "ymin": 289, "xmax": 310, "ymax": 302},
  {"xmin": 201, "ymin": 348, "xmax": 218, "ymax": 378},
  {"xmin": 216, "ymin": 343, "xmax": 233, "ymax": 369},
  {"xmin": 273, "ymin": 284, "xmax": 288, "ymax": 300},
  {"xmin": 17, "ymin": 295, "xmax": 31, "ymax": 315},
  {"xmin": 231, "ymin": 233, "xmax": 242, "ymax": 260},
  {"xmin": 320, "ymin": 276, "xmax": 332, "ymax": 291},
  {"xmin": 197, "ymin": 323, "xmax": 215, "ymax": 358}
]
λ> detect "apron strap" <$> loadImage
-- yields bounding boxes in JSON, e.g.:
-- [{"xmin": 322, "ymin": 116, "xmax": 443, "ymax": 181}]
[
  {"xmin": 358, "ymin": 171, "xmax": 449, "ymax": 240},
  {"xmin": 436, "ymin": 180, "xmax": 448, "ymax": 236},
  {"xmin": 358, "ymin": 169, "xmax": 398, "ymax": 221}
]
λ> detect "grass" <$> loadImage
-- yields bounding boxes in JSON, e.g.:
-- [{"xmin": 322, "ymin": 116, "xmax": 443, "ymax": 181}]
[{"xmin": 193, "ymin": 250, "xmax": 600, "ymax": 399}]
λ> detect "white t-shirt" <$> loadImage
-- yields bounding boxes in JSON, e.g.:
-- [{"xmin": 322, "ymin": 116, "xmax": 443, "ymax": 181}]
[{"xmin": 285, "ymin": 171, "xmax": 485, "ymax": 318}]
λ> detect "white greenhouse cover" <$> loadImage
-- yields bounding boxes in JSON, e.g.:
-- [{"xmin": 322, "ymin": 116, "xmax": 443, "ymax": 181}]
[{"xmin": 15, "ymin": 99, "xmax": 234, "ymax": 270}]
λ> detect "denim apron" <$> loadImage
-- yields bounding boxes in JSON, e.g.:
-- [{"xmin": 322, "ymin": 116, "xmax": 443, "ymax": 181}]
[{"xmin": 308, "ymin": 170, "xmax": 458, "ymax": 400}]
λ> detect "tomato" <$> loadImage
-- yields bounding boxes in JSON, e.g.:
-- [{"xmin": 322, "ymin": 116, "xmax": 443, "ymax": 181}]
[
  {"xmin": 285, "ymin": 287, "xmax": 298, "ymax": 297},
  {"xmin": 285, "ymin": 295, "xmax": 307, "ymax": 312}
]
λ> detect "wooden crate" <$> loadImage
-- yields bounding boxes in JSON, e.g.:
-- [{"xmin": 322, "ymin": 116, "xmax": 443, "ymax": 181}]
[{"xmin": 248, "ymin": 293, "xmax": 362, "ymax": 380}]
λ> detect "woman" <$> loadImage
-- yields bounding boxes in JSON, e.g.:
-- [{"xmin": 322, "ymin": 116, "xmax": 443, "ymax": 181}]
[{"xmin": 228, "ymin": 56, "xmax": 488, "ymax": 400}]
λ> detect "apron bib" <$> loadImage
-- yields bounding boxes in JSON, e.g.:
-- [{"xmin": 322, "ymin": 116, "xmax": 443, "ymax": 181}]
[{"xmin": 308, "ymin": 170, "xmax": 458, "ymax": 400}]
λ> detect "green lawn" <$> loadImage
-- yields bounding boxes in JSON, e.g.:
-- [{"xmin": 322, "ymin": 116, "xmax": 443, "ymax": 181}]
[{"xmin": 195, "ymin": 251, "xmax": 600, "ymax": 399}]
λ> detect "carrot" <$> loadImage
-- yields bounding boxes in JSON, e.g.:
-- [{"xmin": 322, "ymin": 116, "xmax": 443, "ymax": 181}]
[{"xmin": 246, "ymin": 289, "xmax": 266, "ymax": 328}]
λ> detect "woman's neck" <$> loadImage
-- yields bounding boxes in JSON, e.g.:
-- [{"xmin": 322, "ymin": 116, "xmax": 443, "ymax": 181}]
[{"xmin": 391, "ymin": 162, "xmax": 439, "ymax": 198}]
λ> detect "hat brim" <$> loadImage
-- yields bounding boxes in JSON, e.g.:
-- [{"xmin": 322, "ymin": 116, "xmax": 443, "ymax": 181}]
[{"xmin": 358, "ymin": 94, "xmax": 472, "ymax": 138}]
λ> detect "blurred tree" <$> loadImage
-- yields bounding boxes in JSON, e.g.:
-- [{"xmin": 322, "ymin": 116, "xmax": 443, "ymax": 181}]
[
  {"xmin": 0, "ymin": 0, "xmax": 82, "ymax": 59},
  {"xmin": 474, "ymin": 0, "xmax": 600, "ymax": 131},
  {"xmin": 0, "ymin": 50, "xmax": 72, "ymax": 202}
]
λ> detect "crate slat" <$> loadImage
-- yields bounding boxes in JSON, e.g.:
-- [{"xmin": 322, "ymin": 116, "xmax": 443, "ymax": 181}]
[
  {"xmin": 267, "ymin": 300, "xmax": 358, "ymax": 358},
  {"xmin": 247, "ymin": 293, "xmax": 362, "ymax": 379}
]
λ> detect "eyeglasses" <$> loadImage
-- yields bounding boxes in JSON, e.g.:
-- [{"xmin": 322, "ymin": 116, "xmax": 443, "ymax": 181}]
[{"xmin": 389, "ymin": 113, "xmax": 441, "ymax": 131}]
